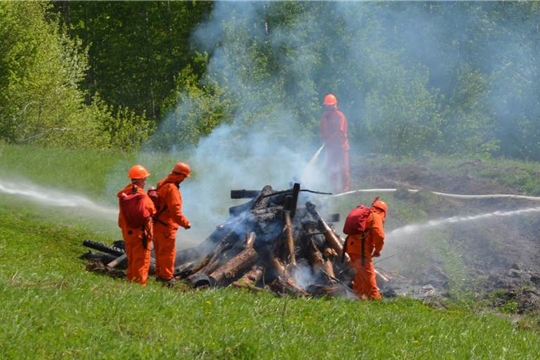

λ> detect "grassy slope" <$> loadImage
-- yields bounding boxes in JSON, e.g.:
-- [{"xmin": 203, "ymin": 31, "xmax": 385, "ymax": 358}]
[{"xmin": 1, "ymin": 145, "xmax": 540, "ymax": 359}]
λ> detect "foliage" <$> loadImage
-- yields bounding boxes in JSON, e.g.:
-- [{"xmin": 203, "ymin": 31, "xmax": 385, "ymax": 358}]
[
  {"xmin": 54, "ymin": 1, "xmax": 213, "ymax": 122},
  {"xmin": 4, "ymin": 2, "xmax": 540, "ymax": 160},
  {"xmin": 0, "ymin": 2, "xmax": 106, "ymax": 149},
  {"xmin": 90, "ymin": 95, "xmax": 155, "ymax": 152},
  {"xmin": 0, "ymin": 2, "xmax": 156, "ymax": 151}
]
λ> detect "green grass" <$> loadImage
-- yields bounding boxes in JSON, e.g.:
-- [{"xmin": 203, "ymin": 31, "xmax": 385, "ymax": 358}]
[{"xmin": 2, "ymin": 145, "xmax": 540, "ymax": 359}]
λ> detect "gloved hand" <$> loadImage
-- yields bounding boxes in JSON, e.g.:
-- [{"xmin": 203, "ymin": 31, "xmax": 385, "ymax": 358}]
[
  {"xmin": 372, "ymin": 250, "xmax": 381, "ymax": 258},
  {"xmin": 185, "ymin": 223, "xmax": 191, "ymax": 230}
]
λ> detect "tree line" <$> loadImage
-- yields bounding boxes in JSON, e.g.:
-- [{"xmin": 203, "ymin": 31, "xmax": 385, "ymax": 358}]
[{"xmin": 1, "ymin": 1, "xmax": 540, "ymax": 160}]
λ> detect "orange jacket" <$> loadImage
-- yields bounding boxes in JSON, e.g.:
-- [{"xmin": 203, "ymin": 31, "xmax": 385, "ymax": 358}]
[
  {"xmin": 117, "ymin": 183, "xmax": 156, "ymax": 231},
  {"xmin": 155, "ymin": 174, "xmax": 190, "ymax": 231},
  {"xmin": 345, "ymin": 210, "xmax": 385, "ymax": 256},
  {"xmin": 319, "ymin": 109, "xmax": 349, "ymax": 151}
]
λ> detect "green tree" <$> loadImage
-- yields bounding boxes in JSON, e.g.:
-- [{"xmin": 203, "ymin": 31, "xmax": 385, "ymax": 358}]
[
  {"xmin": 0, "ymin": 1, "xmax": 107, "ymax": 149},
  {"xmin": 54, "ymin": 1, "xmax": 213, "ymax": 122}
]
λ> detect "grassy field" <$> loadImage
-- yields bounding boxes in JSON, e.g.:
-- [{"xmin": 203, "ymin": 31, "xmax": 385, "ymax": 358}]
[{"xmin": 1, "ymin": 144, "xmax": 540, "ymax": 359}]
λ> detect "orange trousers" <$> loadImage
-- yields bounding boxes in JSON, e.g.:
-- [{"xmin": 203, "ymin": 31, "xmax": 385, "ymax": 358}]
[
  {"xmin": 349, "ymin": 253, "xmax": 381, "ymax": 300},
  {"xmin": 325, "ymin": 147, "xmax": 349, "ymax": 193},
  {"xmin": 153, "ymin": 227, "xmax": 177, "ymax": 281},
  {"xmin": 124, "ymin": 232, "xmax": 152, "ymax": 286}
]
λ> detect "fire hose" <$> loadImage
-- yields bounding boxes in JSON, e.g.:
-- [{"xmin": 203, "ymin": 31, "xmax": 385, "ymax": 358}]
[{"xmin": 328, "ymin": 188, "xmax": 540, "ymax": 201}]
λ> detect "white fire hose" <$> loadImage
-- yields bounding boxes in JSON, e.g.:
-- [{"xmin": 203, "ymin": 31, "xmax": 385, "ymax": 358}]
[{"xmin": 329, "ymin": 188, "xmax": 540, "ymax": 201}]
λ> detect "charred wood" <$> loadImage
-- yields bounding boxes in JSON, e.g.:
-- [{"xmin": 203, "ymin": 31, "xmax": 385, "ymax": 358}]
[
  {"xmin": 231, "ymin": 189, "xmax": 261, "ymax": 199},
  {"xmin": 83, "ymin": 239, "xmax": 124, "ymax": 256}
]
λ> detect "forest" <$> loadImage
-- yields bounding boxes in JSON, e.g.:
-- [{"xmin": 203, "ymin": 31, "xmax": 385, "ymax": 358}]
[{"xmin": 2, "ymin": 1, "xmax": 540, "ymax": 160}]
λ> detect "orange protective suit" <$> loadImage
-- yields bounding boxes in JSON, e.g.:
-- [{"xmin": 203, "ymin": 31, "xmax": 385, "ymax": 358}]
[
  {"xmin": 117, "ymin": 184, "xmax": 156, "ymax": 286},
  {"xmin": 153, "ymin": 173, "xmax": 191, "ymax": 281},
  {"xmin": 344, "ymin": 208, "xmax": 386, "ymax": 300},
  {"xmin": 319, "ymin": 108, "xmax": 350, "ymax": 193}
]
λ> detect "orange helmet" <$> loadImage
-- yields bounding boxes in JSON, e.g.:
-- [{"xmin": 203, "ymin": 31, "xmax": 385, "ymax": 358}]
[
  {"xmin": 372, "ymin": 200, "xmax": 388, "ymax": 213},
  {"xmin": 128, "ymin": 165, "xmax": 150, "ymax": 179},
  {"xmin": 323, "ymin": 93, "xmax": 337, "ymax": 106},
  {"xmin": 173, "ymin": 162, "xmax": 191, "ymax": 177}
]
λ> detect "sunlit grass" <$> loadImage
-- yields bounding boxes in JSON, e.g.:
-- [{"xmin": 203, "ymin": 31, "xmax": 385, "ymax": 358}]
[{"xmin": 2, "ymin": 144, "xmax": 540, "ymax": 358}]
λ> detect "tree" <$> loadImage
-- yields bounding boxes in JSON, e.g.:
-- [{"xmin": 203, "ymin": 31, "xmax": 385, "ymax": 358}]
[
  {"xmin": 0, "ymin": 1, "xmax": 108, "ymax": 148},
  {"xmin": 53, "ymin": 1, "xmax": 213, "ymax": 122}
]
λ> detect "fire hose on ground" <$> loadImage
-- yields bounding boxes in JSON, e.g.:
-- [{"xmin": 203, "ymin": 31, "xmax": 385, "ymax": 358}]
[{"xmin": 328, "ymin": 188, "xmax": 540, "ymax": 201}]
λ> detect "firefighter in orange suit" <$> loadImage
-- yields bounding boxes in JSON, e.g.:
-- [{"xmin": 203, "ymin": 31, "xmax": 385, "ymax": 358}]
[
  {"xmin": 153, "ymin": 162, "xmax": 191, "ymax": 286},
  {"xmin": 117, "ymin": 165, "xmax": 156, "ymax": 286},
  {"xmin": 319, "ymin": 93, "xmax": 350, "ymax": 193},
  {"xmin": 344, "ymin": 200, "xmax": 387, "ymax": 300}
]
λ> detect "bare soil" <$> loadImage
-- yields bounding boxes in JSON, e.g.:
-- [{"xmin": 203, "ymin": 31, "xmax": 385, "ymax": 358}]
[{"xmin": 354, "ymin": 159, "xmax": 540, "ymax": 316}]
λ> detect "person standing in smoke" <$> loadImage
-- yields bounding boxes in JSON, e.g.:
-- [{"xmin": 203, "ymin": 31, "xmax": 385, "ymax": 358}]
[
  {"xmin": 152, "ymin": 162, "xmax": 192, "ymax": 287},
  {"xmin": 344, "ymin": 199, "xmax": 387, "ymax": 300},
  {"xmin": 319, "ymin": 93, "xmax": 350, "ymax": 193},
  {"xmin": 117, "ymin": 165, "xmax": 156, "ymax": 286}
]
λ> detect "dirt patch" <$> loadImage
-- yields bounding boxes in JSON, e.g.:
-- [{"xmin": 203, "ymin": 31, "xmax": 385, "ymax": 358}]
[{"xmin": 357, "ymin": 160, "xmax": 540, "ymax": 316}]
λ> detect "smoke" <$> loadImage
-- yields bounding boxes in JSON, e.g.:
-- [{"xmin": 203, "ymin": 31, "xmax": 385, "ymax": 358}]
[
  {"xmin": 142, "ymin": 2, "xmax": 342, "ymax": 246},
  {"xmin": 141, "ymin": 2, "xmax": 540, "ymax": 249}
]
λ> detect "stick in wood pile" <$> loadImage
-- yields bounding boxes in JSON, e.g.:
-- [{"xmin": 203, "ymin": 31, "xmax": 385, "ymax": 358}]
[
  {"xmin": 269, "ymin": 254, "xmax": 309, "ymax": 296},
  {"xmin": 268, "ymin": 276, "xmax": 309, "ymax": 297},
  {"xmin": 209, "ymin": 232, "xmax": 258, "ymax": 285},
  {"xmin": 307, "ymin": 240, "xmax": 325, "ymax": 270},
  {"xmin": 283, "ymin": 208, "xmax": 297, "ymax": 266},
  {"xmin": 305, "ymin": 202, "xmax": 344, "ymax": 258},
  {"xmin": 323, "ymin": 248, "xmax": 338, "ymax": 280},
  {"xmin": 375, "ymin": 268, "xmax": 389, "ymax": 282},
  {"xmin": 232, "ymin": 264, "xmax": 265, "ymax": 289},
  {"xmin": 189, "ymin": 221, "xmax": 241, "ymax": 276}
]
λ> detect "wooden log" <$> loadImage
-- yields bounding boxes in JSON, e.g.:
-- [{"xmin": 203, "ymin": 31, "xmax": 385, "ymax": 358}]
[
  {"xmin": 189, "ymin": 221, "xmax": 241, "ymax": 275},
  {"xmin": 107, "ymin": 254, "xmax": 127, "ymax": 269},
  {"xmin": 209, "ymin": 233, "xmax": 258, "ymax": 284},
  {"xmin": 323, "ymin": 248, "xmax": 338, "ymax": 279},
  {"xmin": 288, "ymin": 183, "xmax": 301, "ymax": 219},
  {"xmin": 230, "ymin": 189, "xmax": 261, "ymax": 199},
  {"xmin": 268, "ymin": 276, "xmax": 309, "ymax": 297},
  {"xmin": 249, "ymin": 206, "xmax": 281, "ymax": 222},
  {"xmin": 283, "ymin": 209, "xmax": 296, "ymax": 266},
  {"xmin": 209, "ymin": 248, "xmax": 258, "ymax": 284},
  {"xmin": 232, "ymin": 264, "xmax": 264, "ymax": 288},
  {"xmin": 251, "ymin": 185, "xmax": 274, "ymax": 210},
  {"xmin": 305, "ymin": 202, "xmax": 344, "ymax": 257},
  {"xmin": 307, "ymin": 240, "xmax": 324, "ymax": 270},
  {"xmin": 269, "ymin": 254, "xmax": 309, "ymax": 296}
]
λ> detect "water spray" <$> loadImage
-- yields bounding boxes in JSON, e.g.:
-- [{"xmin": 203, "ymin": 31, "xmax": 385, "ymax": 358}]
[
  {"xmin": 300, "ymin": 144, "xmax": 325, "ymax": 184},
  {"xmin": 387, "ymin": 206, "xmax": 540, "ymax": 239},
  {"xmin": 325, "ymin": 187, "xmax": 540, "ymax": 240},
  {"xmin": 0, "ymin": 179, "xmax": 116, "ymax": 219}
]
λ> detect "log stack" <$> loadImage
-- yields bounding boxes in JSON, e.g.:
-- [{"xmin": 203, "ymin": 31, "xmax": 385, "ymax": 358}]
[{"xmin": 173, "ymin": 183, "xmax": 356, "ymax": 298}]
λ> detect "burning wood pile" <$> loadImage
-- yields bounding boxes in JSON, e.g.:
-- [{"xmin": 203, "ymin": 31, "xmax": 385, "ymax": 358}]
[{"xmin": 83, "ymin": 183, "xmax": 358, "ymax": 298}]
